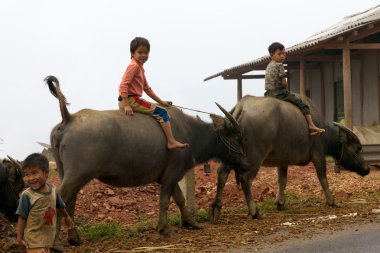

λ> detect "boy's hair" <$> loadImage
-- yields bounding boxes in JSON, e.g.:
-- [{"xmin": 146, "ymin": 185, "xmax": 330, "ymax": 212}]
[
  {"xmin": 22, "ymin": 153, "xmax": 49, "ymax": 172},
  {"xmin": 268, "ymin": 42, "xmax": 285, "ymax": 55},
  {"xmin": 130, "ymin": 37, "xmax": 150, "ymax": 56}
]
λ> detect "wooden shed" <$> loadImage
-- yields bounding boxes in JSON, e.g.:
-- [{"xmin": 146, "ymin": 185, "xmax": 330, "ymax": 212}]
[{"xmin": 205, "ymin": 5, "xmax": 380, "ymax": 132}]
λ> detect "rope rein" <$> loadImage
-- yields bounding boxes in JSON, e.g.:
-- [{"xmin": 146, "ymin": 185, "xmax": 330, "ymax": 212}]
[
  {"xmin": 171, "ymin": 104, "xmax": 213, "ymax": 115},
  {"xmin": 171, "ymin": 104, "xmax": 246, "ymax": 156}
]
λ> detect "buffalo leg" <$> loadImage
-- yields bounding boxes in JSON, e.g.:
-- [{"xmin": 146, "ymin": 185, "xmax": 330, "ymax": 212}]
[
  {"xmin": 157, "ymin": 182, "xmax": 175, "ymax": 236},
  {"xmin": 240, "ymin": 167, "xmax": 261, "ymax": 219},
  {"xmin": 312, "ymin": 152, "xmax": 336, "ymax": 206},
  {"xmin": 171, "ymin": 183, "xmax": 200, "ymax": 229},
  {"xmin": 208, "ymin": 165, "xmax": 231, "ymax": 222},
  {"xmin": 275, "ymin": 166, "xmax": 288, "ymax": 210}
]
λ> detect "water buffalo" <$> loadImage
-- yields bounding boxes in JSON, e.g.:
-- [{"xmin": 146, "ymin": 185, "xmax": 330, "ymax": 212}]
[
  {"xmin": 44, "ymin": 76, "xmax": 235, "ymax": 246},
  {"xmin": 209, "ymin": 95, "xmax": 370, "ymax": 221},
  {"xmin": 0, "ymin": 157, "xmax": 24, "ymax": 222}
]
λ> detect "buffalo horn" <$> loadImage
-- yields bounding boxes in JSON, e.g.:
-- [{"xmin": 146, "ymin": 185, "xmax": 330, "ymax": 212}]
[
  {"xmin": 333, "ymin": 122, "xmax": 361, "ymax": 144},
  {"xmin": 215, "ymin": 102, "xmax": 240, "ymax": 131},
  {"xmin": 6, "ymin": 155, "xmax": 22, "ymax": 169}
]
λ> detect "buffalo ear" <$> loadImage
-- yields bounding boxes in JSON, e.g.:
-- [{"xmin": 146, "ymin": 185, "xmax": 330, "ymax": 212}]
[{"xmin": 210, "ymin": 114, "xmax": 225, "ymax": 131}]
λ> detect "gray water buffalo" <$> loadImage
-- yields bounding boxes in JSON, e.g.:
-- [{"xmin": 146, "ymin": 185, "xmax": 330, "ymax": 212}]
[
  {"xmin": 44, "ymin": 76, "xmax": 235, "ymax": 246},
  {"xmin": 209, "ymin": 95, "xmax": 370, "ymax": 221},
  {"xmin": 0, "ymin": 157, "xmax": 24, "ymax": 221}
]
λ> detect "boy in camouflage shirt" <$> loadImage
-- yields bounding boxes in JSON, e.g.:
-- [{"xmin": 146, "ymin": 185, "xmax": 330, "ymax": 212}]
[{"xmin": 264, "ymin": 42, "xmax": 325, "ymax": 135}]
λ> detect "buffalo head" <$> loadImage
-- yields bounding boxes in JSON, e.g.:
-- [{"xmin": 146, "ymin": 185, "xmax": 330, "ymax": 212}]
[
  {"xmin": 210, "ymin": 103, "xmax": 249, "ymax": 171},
  {"xmin": 333, "ymin": 122, "xmax": 370, "ymax": 176},
  {"xmin": 0, "ymin": 156, "xmax": 25, "ymax": 221}
]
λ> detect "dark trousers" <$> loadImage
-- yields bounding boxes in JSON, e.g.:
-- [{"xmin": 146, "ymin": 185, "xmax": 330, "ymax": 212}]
[{"xmin": 264, "ymin": 88, "xmax": 310, "ymax": 115}]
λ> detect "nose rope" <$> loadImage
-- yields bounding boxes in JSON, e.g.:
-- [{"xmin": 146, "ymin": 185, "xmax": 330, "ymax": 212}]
[{"xmin": 171, "ymin": 104, "xmax": 213, "ymax": 115}]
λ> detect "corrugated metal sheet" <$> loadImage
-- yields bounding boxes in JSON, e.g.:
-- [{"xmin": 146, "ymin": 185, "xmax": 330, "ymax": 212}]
[{"xmin": 204, "ymin": 4, "xmax": 380, "ymax": 81}]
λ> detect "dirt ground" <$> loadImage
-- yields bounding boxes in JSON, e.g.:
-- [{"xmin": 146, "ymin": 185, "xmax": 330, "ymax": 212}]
[{"xmin": 1, "ymin": 161, "xmax": 380, "ymax": 252}]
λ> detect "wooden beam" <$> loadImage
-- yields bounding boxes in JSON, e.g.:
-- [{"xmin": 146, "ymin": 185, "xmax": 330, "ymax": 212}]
[
  {"xmin": 342, "ymin": 43, "xmax": 353, "ymax": 129},
  {"xmin": 224, "ymin": 74, "xmax": 265, "ymax": 80},
  {"xmin": 237, "ymin": 78, "xmax": 242, "ymax": 101},
  {"xmin": 347, "ymin": 24, "xmax": 380, "ymax": 42},
  {"xmin": 286, "ymin": 55, "xmax": 342, "ymax": 62},
  {"xmin": 325, "ymin": 43, "xmax": 380, "ymax": 50},
  {"xmin": 350, "ymin": 43, "xmax": 380, "ymax": 49}
]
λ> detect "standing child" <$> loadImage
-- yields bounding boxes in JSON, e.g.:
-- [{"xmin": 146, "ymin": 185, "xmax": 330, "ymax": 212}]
[
  {"xmin": 16, "ymin": 153, "xmax": 74, "ymax": 253},
  {"xmin": 264, "ymin": 42, "xmax": 325, "ymax": 135},
  {"xmin": 118, "ymin": 36, "xmax": 189, "ymax": 149}
]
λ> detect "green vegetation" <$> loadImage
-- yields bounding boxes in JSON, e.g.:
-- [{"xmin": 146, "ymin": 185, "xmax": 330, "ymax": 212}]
[
  {"xmin": 195, "ymin": 208, "xmax": 209, "ymax": 222},
  {"xmin": 125, "ymin": 220, "xmax": 156, "ymax": 237},
  {"xmin": 81, "ymin": 222, "xmax": 125, "ymax": 241},
  {"xmin": 168, "ymin": 213, "xmax": 181, "ymax": 226}
]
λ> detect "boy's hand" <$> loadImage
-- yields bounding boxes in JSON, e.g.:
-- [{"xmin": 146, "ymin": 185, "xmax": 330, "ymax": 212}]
[
  {"xmin": 17, "ymin": 239, "xmax": 28, "ymax": 249},
  {"xmin": 63, "ymin": 216, "xmax": 75, "ymax": 229},
  {"xmin": 160, "ymin": 101, "xmax": 172, "ymax": 107},
  {"xmin": 124, "ymin": 105, "xmax": 134, "ymax": 116}
]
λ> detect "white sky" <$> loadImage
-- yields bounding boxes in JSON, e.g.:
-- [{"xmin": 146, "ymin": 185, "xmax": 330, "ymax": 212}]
[{"xmin": 0, "ymin": 0, "xmax": 379, "ymax": 159}]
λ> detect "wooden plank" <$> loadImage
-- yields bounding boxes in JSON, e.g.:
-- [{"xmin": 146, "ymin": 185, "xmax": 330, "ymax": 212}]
[
  {"xmin": 362, "ymin": 144, "xmax": 380, "ymax": 164},
  {"xmin": 342, "ymin": 43, "xmax": 353, "ymax": 129},
  {"xmin": 360, "ymin": 57, "xmax": 364, "ymax": 126}
]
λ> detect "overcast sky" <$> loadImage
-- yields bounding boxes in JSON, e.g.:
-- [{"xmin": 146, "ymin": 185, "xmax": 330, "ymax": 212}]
[{"xmin": 0, "ymin": 0, "xmax": 379, "ymax": 159}]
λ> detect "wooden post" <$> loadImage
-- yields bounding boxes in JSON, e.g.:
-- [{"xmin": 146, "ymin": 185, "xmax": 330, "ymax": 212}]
[
  {"xmin": 178, "ymin": 168, "xmax": 196, "ymax": 213},
  {"xmin": 342, "ymin": 43, "xmax": 353, "ymax": 129},
  {"xmin": 300, "ymin": 58, "xmax": 306, "ymax": 96},
  {"xmin": 237, "ymin": 78, "xmax": 242, "ymax": 101},
  {"xmin": 320, "ymin": 63, "xmax": 326, "ymax": 118}
]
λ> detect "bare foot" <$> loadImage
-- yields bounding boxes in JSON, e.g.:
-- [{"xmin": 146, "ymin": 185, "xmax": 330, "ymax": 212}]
[
  {"xmin": 168, "ymin": 141, "xmax": 189, "ymax": 149},
  {"xmin": 309, "ymin": 127, "xmax": 325, "ymax": 136}
]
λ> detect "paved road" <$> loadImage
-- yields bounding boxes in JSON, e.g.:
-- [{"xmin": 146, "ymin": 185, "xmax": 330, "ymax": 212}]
[{"xmin": 258, "ymin": 222, "xmax": 380, "ymax": 253}]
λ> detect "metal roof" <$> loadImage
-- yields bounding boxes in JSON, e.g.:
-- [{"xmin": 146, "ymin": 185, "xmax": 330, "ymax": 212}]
[{"xmin": 204, "ymin": 4, "xmax": 380, "ymax": 81}]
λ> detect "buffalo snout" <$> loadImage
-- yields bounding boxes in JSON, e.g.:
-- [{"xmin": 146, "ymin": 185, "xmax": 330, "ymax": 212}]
[{"xmin": 358, "ymin": 166, "xmax": 370, "ymax": 176}]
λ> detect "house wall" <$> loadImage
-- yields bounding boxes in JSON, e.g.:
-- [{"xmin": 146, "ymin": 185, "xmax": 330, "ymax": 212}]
[
  {"xmin": 323, "ymin": 63, "xmax": 334, "ymax": 122},
  {"xmin": 289, "ymin": 50, "xmax": 380, "ymax": 127}
]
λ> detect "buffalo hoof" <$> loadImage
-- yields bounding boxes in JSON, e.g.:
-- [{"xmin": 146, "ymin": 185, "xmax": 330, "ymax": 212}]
[
  {"xmin": 250, "ymin": 208, "xmax": 261, "ymax": 219},
  {"xmin": 327, "ymin": 200, "xmax": 342, "ymax": 208},
  {"xmin": 276, "ymin": 203, "xmax": 286, "ymax": 211},
  {"xmin": 208, "ymin": 204, "xmax": 222, "ymax": 223},
  {"xmin": 182, "ymin": 219, "xmax": 201, "ymax": 229},
  {"xmin": 157, "ymin": 224, "xmax": 171, "ymax": 236},
  {"xmin": 68, "ymin": 227, "xmax": 82, "ymax": 246}
]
